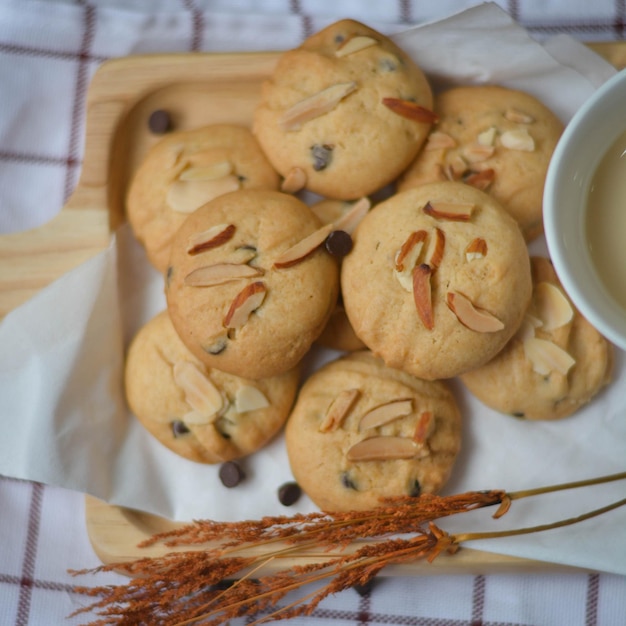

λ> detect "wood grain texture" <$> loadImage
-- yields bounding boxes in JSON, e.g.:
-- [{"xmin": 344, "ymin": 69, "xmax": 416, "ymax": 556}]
[{"xmin": 1, "ymin": 44, "xmax": 623, "ymax": 574}]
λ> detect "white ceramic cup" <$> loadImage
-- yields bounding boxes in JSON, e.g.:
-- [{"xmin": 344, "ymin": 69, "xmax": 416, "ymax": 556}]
[{"xmin": 544, "ymin": 68, "xmax": 626, "ymax": 351}]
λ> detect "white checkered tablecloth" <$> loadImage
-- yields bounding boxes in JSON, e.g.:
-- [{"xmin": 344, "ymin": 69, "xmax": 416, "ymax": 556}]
[{"xmin": 1, "ymin": 1, "xmax": 626, "ymax": 625}]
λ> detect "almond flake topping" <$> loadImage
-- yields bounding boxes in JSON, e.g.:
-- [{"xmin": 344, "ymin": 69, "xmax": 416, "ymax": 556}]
[
  {"xmin": 464, "ymin": 144, "xmax": 495, "ymax": 163},
  {"xmin": 347, "ymin": 436, "xmax": 420, "ymax": 462},
  {"xmin": 523, "ymin": 336, "xmax": 576, "ymax": 376},
  {"xmin": 333, "ymin": 196, "xmax": 371, "ymax": 234},
  {"xmin": 186, "ymin": 223, "xmax": 236, "ymax": 255},
  {"xmin": 279, "ymin": 82, "xmax": 357, "ymax": 132},
  {"xmin": 423, "ymin": 201, "xmax": 474, "ymax": 221},
  {"xmin": 534, "ymin": 282, "xmax": 574, "ymax": 331},
  {"xmin": 319, "ymin": 388, "xmax": 361, "ymax": 433},
  {"xmin": 273, "ymin": 223, "xmax": 334, "ymax": 269},
  {"xmin": 426, "ymin": 227, "xmax": 445, "ymax": 270},
  {"xmin": 358, "ymin": 398, "xmax": 413, "ymax": 431},
  {"xmin": 166, "ymin": 176, "xmax": 240, "ymax": 214},
  {"xmin": 465, "ymin": 237, "xmax": 488, "ymax": 262},
  {"xmin": 413, "ymin": 264, "xmax": 434, "ymax": 330},
  {"xmin": 445, "ymin": 155, "xmax": 468, "ymax": 180},
  {"xmin": 516, "ymin": 313, "xmax": 543, "ymax": 342},
  {"xmin": 477, "ymin": 126, "xmax": 497, "ymax": 146},
  {"xmin": 504, "ymin": 108, "xmax": 535, "ymax": 124},
  {"xmin": 179, "ymin": 161, "xmax": 233, "ymax": 181},
  {"xmin": 234, "ymin": 385, "xmax": 270, "ymax": 413},
  {"xmin": 413, "ymin": 411, "xmax": 434, "ymax": 444},
  {"xmin": 446, "ymin": 291, "xmax": 504, "ymax": 333},
  {"xmin": 184, "ymin": 263, "xmax": 264, "ymax": 287},
  {"xmin": 381, "ymin": 98, "xmax": 439, "ymax": 124},
  {"xmin": 464, "ymin": 168, "xmax": 495, "ymax": 191},
  {"xmin": 281, "ymin": 167, "xmax": 307, "ymax": 194},
  {"xmin": 335, "ymin": 35, "xmax": 378, "ymax": 57},
  {"xmin": 223, "ymin": 281, "xmax": 267, "ymax": 329},
  {"xmin": 500, "ymin": 128, "xmax": 535, "ymax": 152},
  {"xmin": 425, "ymin": 131, "xmax": 457, "ymax": 151},
  {"xmin": 173, "ymin": 360, "xmax": 224, "ymax": 423},
  {"xmin": 394, "ymin": 230, "xmax": 426, "ymax": 292}
]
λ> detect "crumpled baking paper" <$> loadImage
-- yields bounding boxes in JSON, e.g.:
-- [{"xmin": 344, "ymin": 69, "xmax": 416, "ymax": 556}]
[{"xmin": 0, "ymin": 3, "xmax": 625, "ymax": 575}]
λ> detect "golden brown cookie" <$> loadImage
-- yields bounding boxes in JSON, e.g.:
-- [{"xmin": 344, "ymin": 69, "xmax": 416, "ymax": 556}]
[
  {"xmin": 253, "ymin": 19, "xmax": 434, "ymax": 200},
  {"xmin": 341, "ymin": 181, "xmax": 532, "ymax": 380},
  {"xmin": 165, "ymin": 189, "xmax": 339, "ymax": 380},
  {"xmin": 285, "ymin": 350, "xmax": 461, "ymax": 512},
  {"xmin": 124, "ymin": 310, "xmax": 300, "ymax": 463},
  {"xmin": 397, "ymin": 85, "xmax": 564, "ymax": 241},
  {"xmin": 460, "ymin": 256, "xmax": 613, "ymax": 420},
  {"xmin": 126, "ymin": 124, "xmax": 280, "ymax": 272}
]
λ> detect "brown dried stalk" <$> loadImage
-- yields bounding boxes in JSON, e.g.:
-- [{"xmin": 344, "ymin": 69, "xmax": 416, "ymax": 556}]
[{"xmin": 70, "ymin": 471, "xmax": 626, "ymax": 626}]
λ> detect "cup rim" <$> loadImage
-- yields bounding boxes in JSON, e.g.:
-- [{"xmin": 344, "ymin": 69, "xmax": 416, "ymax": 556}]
[{"xmin": 544, "ymin": 68, "xmax": 626, "ymax": 351}]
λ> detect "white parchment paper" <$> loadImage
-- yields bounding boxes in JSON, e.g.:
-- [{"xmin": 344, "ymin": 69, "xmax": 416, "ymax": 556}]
[{"xmin": 1, "ymin": 3, "xmax": 624, "ymax": 574}]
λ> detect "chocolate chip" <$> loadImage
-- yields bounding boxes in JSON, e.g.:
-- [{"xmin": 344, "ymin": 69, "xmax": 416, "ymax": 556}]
[
  {"xmin": 341, "ymin": 472, "xmax": 358, "ymax": 491},
  {"xmin": 325, "ymin": 230, "xmax": 353, "ymax": 258},
  {"xmin": 511, "ymin": 411, "xmax": 526, "ymax": 419},
  {"xmin": 219, "ymin": 461, "xmax": 245, "ymax": 488},
  {"xmin": 148, "ymin": 109, "xmax": 172, "ymax": 134},
  {"xmin": 379, "ymin": 58, "xmax": 398, "ymax": 72},
  {"xmin": 204, "ymin": 336, "xmax": 228, "ymax": 355},
  {"xmin": 278, "ymin": 482, "xmax": 301, "ymax": 506},
  {"xmin": 409, "ymin": 479, "xmax": 421, "ymax": 497},
  {"xmin": 171, "ymin": 420, "xmax": 190, "ymax": 437},
  {"xmin": 310, "ymin": 144, "xmax": 334, "ymax": 171}
]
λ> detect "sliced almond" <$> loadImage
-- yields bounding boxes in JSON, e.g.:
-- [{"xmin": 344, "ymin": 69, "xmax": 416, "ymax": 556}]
[
  {"xmin": 179, "ymin": 161, "xmax": 233, "ymax": 181},
  {"xmin": 184, "ymin": 263, "xmax": 263, "ymax": 287},
  {"xmin": 234, "ymin": 385, "xmax": 270, "ymax": 413},
  {"xmin": 332, "ymin": 196, "xmax": 371, "ymax": 234},
  {"xmin": 358, "ymin": 398, "xmax": 413, "ymax": 431},
  {"xmin": 281, "ymin": 167, "xmax": 307, "ymax": 194},
  {"xmin": 394, "ymin": 231, "xmax": 427, "ymax": 292},
  {"xmin": 319, "ymin": 388, "xmax": 360, "ymax": 433},
  {"xmin": 534, "ymin": 282, "xmax": 574, "ymax": 331},
  {"xmin": 423, "ymin": 201, "xmax": 474, "ymax": 221},
  {"xmin": 516, "ymin": 313, "xmax": 543, "ymax": 342},
  {"xmin": 223, "ymin": 281, "xmax": 267, "ymax": 329},
  {"xmin": 413, "ymin": 264, "xmax": 434, "ymax": 330},
  {"xmin": 477, "ymin": 126, "xmax": 497, "ymax": 146},
  {"xmin": 464, "ymin": 144, "xmax": 495, "ymax": 163},
  {"xmin": 173, "ymin": 360, "xmax": 223, "ymax": 421},
  {"xmin": 523, "ymin": 336, "xmax": 576, "ymax": 376},
  {"xmin": 426, "ymin": 227, "xmax": 445, "ymax": 270},
  {"xmin": 347, "ymin": 436, "xmax": 419, "ymax": 461},
  {"xmin": 273, "ymin": 223, "xmax": 334, "ymax": 269},
  {"xmin": 500, "ymin": 128, "xmax": 535, "ymax": 152},
  {"xmin": 181, "ymin": 409, "xmax": 215, "ymax": 426},
  {"xmin": 186, "ymin": 223, "xmax": 236, "ymax": 255},
  {"xmin": 381, "ymin": 98, "xmax": 439, "ymax": 124},
  {"xmin": 465, "ymin": 237, "xmax": 488, "ymax": 262},
  {"xmin": 166, "ymin": 176, "xmax": 240, "ymax": 214},
  {"xmin": 335, "ymin": 35, "xmax": 378, "ymax": 57},
  {"xmin": 504, "ymin": 108, "xmax": 535, "ymax": 124},
  {"xmin": 464, "ymin": 168, "xmax": 495, "ymax": 191},
  {"xmin": 446, "ymin": 291, "xmax": 504, "ymax": 333},
  {"xmin": 279, "ymin": 82, "xmax": 357, "ymax": 132},
  {"xmin": 445, "ymin": 155, "xmax": 468, "ymax": 180},
  {"xmin": 413, "ymin": 411, "xmax": 434, "ymax": 444},
  {"xmin": 424, "ymin": 131, "xmax": 456, "ymax": 151}
]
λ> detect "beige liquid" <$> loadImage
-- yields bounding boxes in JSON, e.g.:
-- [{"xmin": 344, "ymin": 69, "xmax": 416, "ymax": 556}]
[{"xmin": 586, "ymin": 128, "xmax": 626, "ymax": 310}]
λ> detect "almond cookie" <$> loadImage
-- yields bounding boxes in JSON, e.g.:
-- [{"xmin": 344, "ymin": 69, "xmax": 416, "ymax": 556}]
[
  {"xmin": 285, "ymin": 350, "xmax": 461, "ymax": 512},
  {"xmin": 341, "ymin": 181, "xmax": 532, "ymax": 380},
  {"xmin": 253, "ymin": 19, "xmax": 435, "ymax": 200},
  {"xmin": 125, "ymin": 310, "xmax": 300, "ymax": 463},
  {"xmin": 397, "ymin": 85, "xmax": 564, "ymax": 241},
  {"xmin": 460, "ymin": 257, "xmax": 613, "ymax": 420},
  {"xmin": 126, "ymin": 124, "xmax": 280, "ymax": 273},
  {"xmin": 165, "ymin": 189, "xmax": 339, "ymax": 380}
]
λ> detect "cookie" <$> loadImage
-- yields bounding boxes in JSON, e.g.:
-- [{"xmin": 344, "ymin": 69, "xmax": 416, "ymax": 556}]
[
  {"xmin": 341, "ymin": 181, "xmax": 532, "ymax": 380},
  {"xmin": 285, "ymin": 350, "xmax": 461, "ymax": 512},
  {"xmin": 165, "ymin": 189, "xmax": 339, "ymax": 380},
  {"xmin": 460, "ymin": 257, "xmax": 613, "ymax": 420},
  {"xmin": 126, "ymin": 124, "xmax": 280, "ymax": 273},
  {"xmin": 397, "ymin": 85, "xmax": 564, "ymax": 241},
  {"xmin": 253, "ymin": 19, "xmax": 435, "ymax": 200},
  {"xmin": 124, "ymin": 310, "xmax": 300, "ymax": 463}
]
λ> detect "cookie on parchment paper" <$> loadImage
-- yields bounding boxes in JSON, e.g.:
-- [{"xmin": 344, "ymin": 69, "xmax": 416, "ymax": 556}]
[
  {"xmin": 124, "ymin": 310, "xmax": 299, "ymax": 464},
  {"xmin": 126, "ymin": 124, "xmax": 280, "ymax": 273},
  {"xmin": 285, "ymin": 350, "xmax": 461, "ymax": 512},
  {"xmin": 460, "ymin": 256, "xmax": 613, "ymax": 420},
  {"xmin": 397, "ymin": 85, "xmax": 563, "ymax": 241}
]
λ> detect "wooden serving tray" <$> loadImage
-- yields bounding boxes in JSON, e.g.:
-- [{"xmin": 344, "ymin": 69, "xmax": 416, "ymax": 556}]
[{"xmin": 1, "ymin": 45, "xmax": 623, "ymax": 576}]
